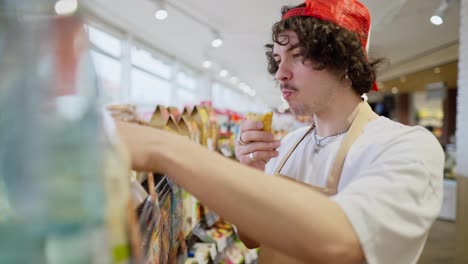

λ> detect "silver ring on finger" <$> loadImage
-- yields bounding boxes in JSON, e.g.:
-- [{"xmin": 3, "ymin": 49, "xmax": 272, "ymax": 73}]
[
  {"xmin": 237, "ymin": 132, "xmax": 248, "ymax": 146},
  {"xmin": 249, "ymin": 152, "xmax": 256, "ymax": 162}
]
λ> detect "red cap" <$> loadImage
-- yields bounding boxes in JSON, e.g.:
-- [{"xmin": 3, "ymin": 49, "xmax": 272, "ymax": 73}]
[{"xmin": 282, "ymin": 0, "xmax": 378, "ymax": 91}]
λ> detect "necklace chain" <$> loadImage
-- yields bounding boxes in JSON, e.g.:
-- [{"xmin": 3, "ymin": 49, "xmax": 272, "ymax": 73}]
[
  {"xmin": 312, "ymin": 124, "xmax": 349, "ymax": 153},
  {"xmin": 311, "ymin": 102, "xmax": 363, "ymax": 153}
]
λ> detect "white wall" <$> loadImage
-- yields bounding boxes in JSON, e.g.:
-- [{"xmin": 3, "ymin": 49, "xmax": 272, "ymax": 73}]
[{"xmin": 457, "ymin": 0, "xmax": 468, "ymax": 176}]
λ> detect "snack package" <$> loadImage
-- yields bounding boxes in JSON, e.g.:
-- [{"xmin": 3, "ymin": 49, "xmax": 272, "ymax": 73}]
[
  {"xmin": 246, "ymin": 112, "xmax": 273, "ymax": 133},
  {"xmin": 168, "ymin": 106, "xmax": 182, "ymax": 123},
  {"xmin": 164, "ymin": 115, "xmax": 180, "ymax": 134},
  {"xmin": 107, "ymin": 104, "xmax": 137, "ymax": 122},
  {"xmin": 150, "ymin": 105, "xmax": 170, "ymax": 129},
  {"xmin": 177, "ymin": 116, "xmax": 192, "ymax": 139},
  {"xmin": 190, "ymin": 106, "xmax": 210, "ymax": 147}
]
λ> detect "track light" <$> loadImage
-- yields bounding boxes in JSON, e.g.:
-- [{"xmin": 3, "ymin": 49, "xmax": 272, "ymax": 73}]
[
  {"xmin": 211, "ymin": 30, "xmax": 223, "ymax": 48},
  {"xmin": 160, "ymin": 1, "xmax": 224, "ymax": 48},
  {"xmin": 238, "ymin": 83, "xmax": 255, "ymax": 97},
  {"xmin": 154, "ymin": 0, "xmax": 168, "ymax": 20},
  {"xmin": 155, "ymin": 9, "xmax": 168, "ymax": 20},
  {"xmin": 239, "ymin": 82, "xmax": 247, "ymax": 91},
  {"xmin": 202, "ymin": 60, "xmax": 212, "ymax": 69},
  {"xmin": 219, "ymin": 69, "xmax": 229, "ymax": 78},
  {"xmin": 211, "ymin": 38, "xmax": 223, "ymax": 48},
  {"xmin": 230, "ymin": 76, "xmax": 239, "ymax": 84},
  {"xmin": 430, "ymin": 15, "xmax": 443, "ymax": 25},
  {"xmin": 430, "ymin": 0, "xmax": 452, "ymax": 26}
]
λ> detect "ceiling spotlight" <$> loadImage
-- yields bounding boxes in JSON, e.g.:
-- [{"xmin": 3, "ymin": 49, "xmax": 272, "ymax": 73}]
[
  {"xmin": 155, "ymin": 9, "xmax": 168, "ymax": 20},
  {"xmin": 239, "ymin": 82, "xmax": 247, "ymax": 91},
  {"xmin": 154, "ymin": 0, "xmax": 168, "ymax": 20},
  {"xmin": 211, "ymin": 30, "xmax": 223, "ymax": 48},
  {"xmin": 55, "ymin": 0, "xmax": 78, "ymax": 15},
  {"xmin": 202, "ymin": 60, "xmax": 212, "ymax": 69},
  {"xmin": 243, "ymin": 85, "xmax": 255, "ymax": 96},
  {"xmin": 430, "ymin": 0, "xmax": 452, "ymax": 26},
  {"xmin": 230, "ymin": 76, "xmax": 239, "ymax": 84},
  {"xmin": 219, "ymin": 69, "xmax": 229, "ymax": 78},
  {"xmin": 430, "ymin": 15, "xmax": 443, "ymax": 25},
  {"xmin": 212, "ymin": 38, "xmax": 223, "ymax": 48}
]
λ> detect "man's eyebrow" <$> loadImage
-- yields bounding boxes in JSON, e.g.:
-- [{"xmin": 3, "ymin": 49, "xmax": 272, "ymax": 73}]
[
  {"xmin": 287, "ymin": 44, "xmax": 301, "ymax": 52},
  {"xmin": 272, "ymin": 44, "xmax": 301, "ymax": 58}
]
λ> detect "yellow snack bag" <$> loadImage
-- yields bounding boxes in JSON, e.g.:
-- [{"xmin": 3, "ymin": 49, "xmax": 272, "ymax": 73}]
[{"xmin": 246, "ymin": 112, "xmax": 273, "ymax": 133}]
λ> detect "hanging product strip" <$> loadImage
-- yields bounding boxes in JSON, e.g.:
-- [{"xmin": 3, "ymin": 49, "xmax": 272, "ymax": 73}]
[
  {"xmin": 169, "ymin": 180, "xmax": 187, "ymax": 263},
  {"xmin": 138, "ymin": 173, "xmax": 174, "ymax": 264},
  {"xmin": 138, "ymin": 173, "xmax": 158, "ymax": 260},
  {"xmin": 156, "ymin": 175, "xmax": 173, "ymax": 264}
]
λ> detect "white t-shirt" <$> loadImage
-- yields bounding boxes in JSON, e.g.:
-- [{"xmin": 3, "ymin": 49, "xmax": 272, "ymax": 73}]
[{"xmin": 265, "ymin": 116, "xmax": 444, "ymax": 264}]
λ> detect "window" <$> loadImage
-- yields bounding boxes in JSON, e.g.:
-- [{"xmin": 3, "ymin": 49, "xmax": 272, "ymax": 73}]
[
  {"xmin": 176, "ymin": 88, "xmax": 196, "ymax": 108},
  {"xmin": 212, "ymin": 82, "xmax": 269, "ymax": 113},
  {"xmin": 84, "ymin": 21, "xmax": 266, "ymax": 112},
  {"xmin": 130, "ymin": 45, "xmax": 173, "ymax": 107},
  {"xmin": 91, "ymin": 51, "xmax": 121, "ymax": 103},
  {"xmin": 212, "ymin": 82, "xmax": 226, "ymax": 110},
  {"xmin": 131, "ymin": 68, "xmax": 171, "ymax": 106},
  {"xmin": 87, "ymin": 25, "xmax": 123, "ymax": 104},
  {"xmin": 88, "ymin": 25, "xmax": 121, "ymax": 57},
  {"xmin": 174, "ymin": 69, "xmax": 199, "ymax": 108},
  {"xmin": 131, "ymin": 47, "xmax": 172, "ymax": 79},
  {"xmin": 213, "ymin": 82, "xmax": 252, "ymax": 113},
  {"xmin": 176, "ymin": 71, "xmax": 197, "ymax": 91}
]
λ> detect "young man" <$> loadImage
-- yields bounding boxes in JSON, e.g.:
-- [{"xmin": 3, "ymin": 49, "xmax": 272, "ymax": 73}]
[
  {"xmin": 234, "ymin": 0, "xmax": 445, "ymax": 263},
  {"xmin": 118, "ymin": 0, "xmax": 444, "ymax": 263}
]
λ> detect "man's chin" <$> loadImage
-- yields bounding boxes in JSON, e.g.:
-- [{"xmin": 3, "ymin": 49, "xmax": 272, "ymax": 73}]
[{"xmin": 289, "ymin": 104, "xmax": 312, "ymax": 116}]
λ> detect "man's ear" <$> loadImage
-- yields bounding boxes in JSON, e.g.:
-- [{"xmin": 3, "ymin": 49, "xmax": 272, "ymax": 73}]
[{"xmin": 339, "ymin": 69, "xmax": 352, "ymax": 89}]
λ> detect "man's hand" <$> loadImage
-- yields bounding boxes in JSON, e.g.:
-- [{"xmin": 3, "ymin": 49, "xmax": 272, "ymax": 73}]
[{"xmin": 234, "ymin": 120, "xmax": 280, "ymax": 170}]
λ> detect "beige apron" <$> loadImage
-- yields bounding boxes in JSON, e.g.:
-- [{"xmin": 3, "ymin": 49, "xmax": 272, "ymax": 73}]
[{"xmin": 258, "ymin": 102, "xmax": 378, "ymax": 264}]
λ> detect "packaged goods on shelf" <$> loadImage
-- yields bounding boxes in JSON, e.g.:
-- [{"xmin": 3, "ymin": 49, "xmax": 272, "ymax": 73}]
[{"xmin": 124, "ymin": 102, "xmax": 262, "ymax": 263}]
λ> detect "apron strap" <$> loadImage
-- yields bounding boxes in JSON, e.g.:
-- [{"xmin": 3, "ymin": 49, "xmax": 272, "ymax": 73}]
[
  {"xmin": 325, "ymin": 102, "xmax": 379, "ymax": 195},
  {"xmin": 274, "ymin": 125, "xmax": 315, "ymax": 175}
]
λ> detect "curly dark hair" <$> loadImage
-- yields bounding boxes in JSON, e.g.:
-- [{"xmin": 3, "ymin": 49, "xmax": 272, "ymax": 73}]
[{"xmin": 266, "ymin": 4, "xmax": 384, "ymax": 95}]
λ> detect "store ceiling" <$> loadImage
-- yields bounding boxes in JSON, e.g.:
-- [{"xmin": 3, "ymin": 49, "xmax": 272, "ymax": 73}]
[{"xmin": 83, "ymin": 0, "xmax": 460, "ymax": 109}]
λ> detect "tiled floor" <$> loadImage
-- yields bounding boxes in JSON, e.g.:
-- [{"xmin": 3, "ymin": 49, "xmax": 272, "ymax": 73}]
[{"xmin": 418, "ymin": 220, "xmax": 456, "ymax": 264}]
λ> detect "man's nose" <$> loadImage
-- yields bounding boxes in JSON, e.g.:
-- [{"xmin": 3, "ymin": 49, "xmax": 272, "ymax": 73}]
[{"xmin": 275, "ymin": 61, "xmax": 292, "ymax": 82}]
